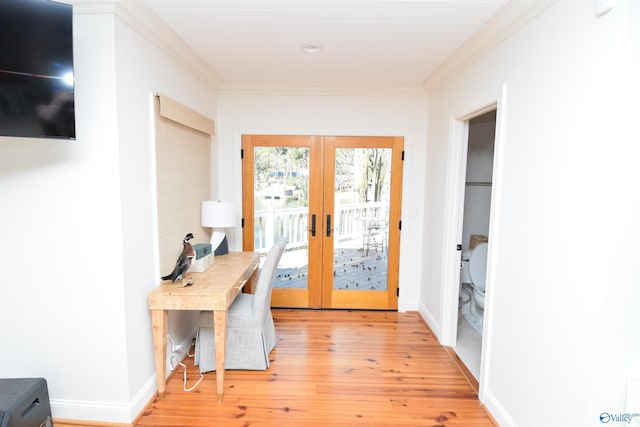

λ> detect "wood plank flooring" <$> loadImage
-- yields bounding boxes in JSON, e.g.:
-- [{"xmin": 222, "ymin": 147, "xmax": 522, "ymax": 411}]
[{"xmin": 133, "ymin": 309, "xmax": 495, "ymax": 427}]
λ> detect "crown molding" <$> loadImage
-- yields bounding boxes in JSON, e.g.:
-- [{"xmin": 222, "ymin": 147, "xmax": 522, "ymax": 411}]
[
  {"xmin": 72, "ymin": 0, "xmax": 223, "ymax": 90},
  {"xmin": 217, "ymin": 82, "xmax": 428, "ymax": 97},
  {"xmin": 422, "ymin": 0, "xmax": 557, "ymax": 94},
  {"xmin": 71, "ymin": 0, "xmax": 117, "ymax": 14}
]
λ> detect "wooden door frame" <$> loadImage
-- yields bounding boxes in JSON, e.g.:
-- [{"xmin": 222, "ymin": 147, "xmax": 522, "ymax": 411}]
[
  {"xmin": 242, "ymin": 135, "xmax": 323, "ymax": 307},
  {"xmin": 322, "ymin": 136, "xmax": 403, "ymax": 310},
  {"xmin": 242, "ymin": 134, "xmax": 403, "ymax": 310}
]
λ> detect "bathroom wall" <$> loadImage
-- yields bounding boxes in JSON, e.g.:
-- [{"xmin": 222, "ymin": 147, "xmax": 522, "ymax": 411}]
[{"xmin": 461, "ymin": 111, "xmax": 495, "ymax": 251}]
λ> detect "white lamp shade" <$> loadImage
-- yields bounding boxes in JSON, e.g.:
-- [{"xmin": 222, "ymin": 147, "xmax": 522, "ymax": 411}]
[{"xmin": 201, "ymin": 201, "xmax": 236, "ymax": 228}]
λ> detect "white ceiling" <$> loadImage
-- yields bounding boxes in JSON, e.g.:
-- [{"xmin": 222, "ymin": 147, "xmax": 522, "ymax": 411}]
[{"xmin": 140, "ymin": 0, "xmax": 511, "ymax": 91}]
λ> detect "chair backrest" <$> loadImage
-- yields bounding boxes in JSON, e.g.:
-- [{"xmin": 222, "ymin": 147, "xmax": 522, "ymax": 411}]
[{"xmin": 252, "ymin": 237, "xmax": 287, "ymax": 321}]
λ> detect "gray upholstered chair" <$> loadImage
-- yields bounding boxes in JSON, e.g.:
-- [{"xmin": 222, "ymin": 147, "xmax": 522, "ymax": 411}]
[{"xmin": 194, "ymin": 237, "xmax": 287, "ymax": 372}]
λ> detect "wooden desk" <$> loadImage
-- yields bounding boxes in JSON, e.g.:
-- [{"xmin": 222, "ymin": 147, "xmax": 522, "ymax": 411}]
[{"xmin": 148, "ymin": 251, "xmax": 259, "ymax": 401}]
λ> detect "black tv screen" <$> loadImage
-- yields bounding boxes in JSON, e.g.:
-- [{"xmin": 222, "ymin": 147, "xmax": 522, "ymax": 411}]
[{"xmin": 0, "ymin": 0, "xmax": 75, "ymax": 139}]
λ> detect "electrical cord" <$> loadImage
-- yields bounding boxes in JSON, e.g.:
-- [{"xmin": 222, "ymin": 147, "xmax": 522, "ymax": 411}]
[{"xmin": 168, "ymin": 337, "xmax": 203, "ymax": 392}]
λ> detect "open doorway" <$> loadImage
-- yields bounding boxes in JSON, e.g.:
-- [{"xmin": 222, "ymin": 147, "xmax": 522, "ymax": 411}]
[{"xmin": 453, "ymin": 109, "xmax": 496, "ymax": 381}]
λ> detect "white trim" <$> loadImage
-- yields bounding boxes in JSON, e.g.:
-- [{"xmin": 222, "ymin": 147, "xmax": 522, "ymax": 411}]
[
  {"xmin": 51, "ymin": 399, "xmax": 131, "ymax": 425},
  {"xmin": 438, "ymin": 116, "xmax": 469, "ymax": 347},
  {"xmin": 418, "ymin": 301, "xmax": 440, "ymax": 338},
  {"xmin": 218, "ymin": 82, "xmax": 428, "ymax": 96},
  {"xmin": 403, "ymin": 297, "xmax": 419, "ymax": 313},
  {"xmin": 73, "ymin": 0, "xmax": 223, "ymax": 89},
  {"xmin": 50, "ymin": 375, "xmax": 155, "ymax": 424},
  {"xmin": 438, "ymin": 85, "xmax": 507, "ymax": 414},
  {"xmin": 440, "ymin": 99, "xmax": 500, "ymax": 349},
  {"xmin": 49, "ymin": 328, "xmax": 197, "ymax": 424},
  {"xmin": 482, "ymin": 389, "xmax": 518, "ymax": 427},
  {"xmin": 478, "ymin": 84, "xmax": 509, "ymax": 401},
  {"xmin": 423, "ymin": 0, "xmax": 557, "ymax": 93}
]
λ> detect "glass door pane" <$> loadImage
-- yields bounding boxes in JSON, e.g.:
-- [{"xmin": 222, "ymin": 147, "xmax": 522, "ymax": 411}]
[
  {"xmin": 332, "ymin": 147, "xmax": 391, "ymax": 292},
  {"xmin": 322, "ymin": 136, "xmax": 402, "ymax": 310},
  {"xmin": 253, "ymin": 146, "xmax": 310, "ymax": 291}
]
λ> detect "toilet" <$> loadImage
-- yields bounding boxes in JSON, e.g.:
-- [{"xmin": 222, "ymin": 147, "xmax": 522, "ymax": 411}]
[{"xmin": 460, "ymin": 242, "xmax": 488, "ymax": 335}]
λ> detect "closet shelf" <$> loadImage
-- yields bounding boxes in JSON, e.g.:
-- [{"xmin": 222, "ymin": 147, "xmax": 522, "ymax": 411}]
[{"xmin": 465, "ymin": 181, "xmax": 492, "ymax": 187}]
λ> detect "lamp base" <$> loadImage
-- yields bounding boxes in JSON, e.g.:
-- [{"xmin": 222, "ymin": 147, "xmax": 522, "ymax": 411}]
[
  {"xmin": 214, "ymin": 235, "xmax": 229, "ymax": 256},
  {"xmin": 210, "ymin": 230, "xmax": 230, "ymax": 256}
]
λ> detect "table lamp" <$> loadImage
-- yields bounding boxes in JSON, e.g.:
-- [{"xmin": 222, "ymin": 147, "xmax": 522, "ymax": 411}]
[{"xmin": 201, "ymin": 200, "xmax": 236, "ymax": 256}]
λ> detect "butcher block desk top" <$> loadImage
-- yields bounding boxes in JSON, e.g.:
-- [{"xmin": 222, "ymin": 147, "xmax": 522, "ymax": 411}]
[{"xmin": 148, "ymin": 251, "xmax": 260, "ymax": 311}]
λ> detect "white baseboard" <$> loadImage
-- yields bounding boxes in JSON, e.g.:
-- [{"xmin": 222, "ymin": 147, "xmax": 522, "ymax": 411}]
[
  {"xmin": 482, "ymin": 388, "xmax": 517, "ymax": 427},
  {"xmin": 402, "ymin": 297, "xmax": 420, "ymax": 312},
  {"xmin": 50, "ymin": 375, "xmax": 156, "ymax": 425},
  {"xmin": 417, "ymin": 301, "xmax": 441, "ymax": 340},
  {"xmin": 50, "ymin": 332, "xmax": 197, "ymax": 424}
]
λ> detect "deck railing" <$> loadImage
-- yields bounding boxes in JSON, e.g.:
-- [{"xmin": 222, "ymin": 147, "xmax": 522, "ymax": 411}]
[{"xmin": 254, "ymin": 202, "xmax": 387, "ymax": 253}]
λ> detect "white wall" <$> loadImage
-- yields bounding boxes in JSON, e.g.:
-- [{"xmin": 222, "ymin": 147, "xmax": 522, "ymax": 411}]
[
  {"xmin": 216, "ymin": 93, "xmax": 428, "ymax": 311},
  {"xmin": 423, "ymin": 1, "xmax": 640, "ymax": 426},
  {"xmin": 0, "ymin": 2, "xmax": 218, "ymax": 423}
]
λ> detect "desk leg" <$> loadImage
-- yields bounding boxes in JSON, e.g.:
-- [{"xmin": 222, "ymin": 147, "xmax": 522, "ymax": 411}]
[
  {"xmin": 213, "ymin": 309, "xmax": 227, "ymax": 402},
  {"xmin": 151, "ymin": 309, "xmax": 168, "ymax": 398}
]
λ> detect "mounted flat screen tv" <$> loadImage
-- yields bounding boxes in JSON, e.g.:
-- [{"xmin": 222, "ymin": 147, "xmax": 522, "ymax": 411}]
[{"xmin": 0, "ymin": 0, "xmax": 75, "ymax": 139}]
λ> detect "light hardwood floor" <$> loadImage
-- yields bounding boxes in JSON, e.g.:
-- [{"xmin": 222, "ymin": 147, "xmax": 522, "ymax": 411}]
[{"xmin": 58, "ymin": 309, "xmax": 496, "ymax": 427}]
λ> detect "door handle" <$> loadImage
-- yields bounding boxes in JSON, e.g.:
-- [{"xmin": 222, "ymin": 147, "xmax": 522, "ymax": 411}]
[
  {"xmin": 310, "ymin": 214, "xmax": 316, "ymax": 237},
  {"xmin": 326, "ymin": 214, "xmax": 332, "ymax": 237}
]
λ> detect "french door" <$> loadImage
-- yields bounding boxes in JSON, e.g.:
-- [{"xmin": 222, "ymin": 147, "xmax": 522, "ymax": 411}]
[{"xmin": 242, "ymin": 135, "xmax": 403, "ymax": 309}]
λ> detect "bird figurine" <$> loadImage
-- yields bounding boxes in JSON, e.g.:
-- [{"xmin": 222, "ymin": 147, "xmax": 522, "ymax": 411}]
[{"xmin": 162, "ymin": 233, "xmax": 196, "ymax": 286}]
